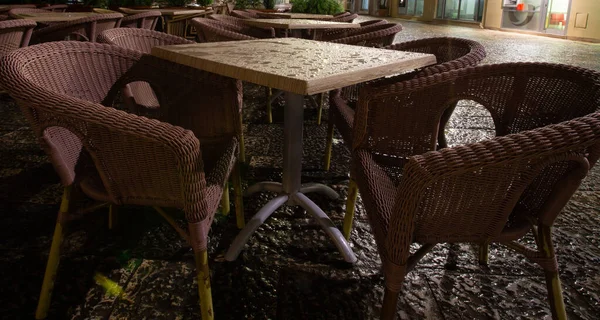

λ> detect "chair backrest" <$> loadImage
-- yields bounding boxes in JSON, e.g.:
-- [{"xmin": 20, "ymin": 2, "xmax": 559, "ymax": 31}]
[
  {"xmin": 390, "ymin": 112, "xmax": 600, "ymax": 253},
  {"xmin": 208, "ymin": 13, "xmax": 246, "ymax": 27},
  {"xmin": 32, "ymin": 13, "xmax": 123, "ymax": 44},
  {"xmin": 331, "ymin": 12, "xmax": 357, "ymax": 22},
  {"xmin": 190, "ymin": 18, "xmax": 257, "ymax": 42},
  {"xmin": 43, "ymin": 4, "xmax": 68, "ymax": 12},
  {"xmin": 120, "ymin": 11, "xmax": 161, "ymax": 30},
  {"xmin": 7, "ymin": 8, "xmax": 50, "ymax": 19},
  {"xmin": 0, "ymin": 4, "xmax": 36, "ymax": 13},
  {"xmin": 230, "ymin": 10, "xmax": 259, "ymax": 19},
  {"xmin": 330, "ymin": 23, "xmax": 402, "ymax": 47},
  {"xmin": 0, "ymin": 19, "xmax": 37, "ymax": 57},
  {"xmin": 98, "ymin": 28, "xmax": 193, "ymax": 54}
]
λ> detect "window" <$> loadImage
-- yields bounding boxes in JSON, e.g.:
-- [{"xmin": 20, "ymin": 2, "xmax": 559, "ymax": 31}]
[{"xmin": 437, "ymin": 0, "xmax": 485, "ymax": 22}]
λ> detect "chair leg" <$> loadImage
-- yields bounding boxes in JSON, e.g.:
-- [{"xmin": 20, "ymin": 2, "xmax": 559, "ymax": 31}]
[
  {"xmin": 316, "ymin": 92, "xmax": 325, "ymax": 125},
  {"xmin": 342, "ymin": 178, "xmax": 358, "ymax": 240},
  {"xmin": 478, "ymin": 243, "xmax": 489, "ymax": 265},
  {"xmin": 539, "ymin": 226, "xmax": 567, "ymax": 320},
  {"xmin": 232, "ymin": 162, "xmax": 245, "ymax": 229},
  {"xmin": 381, "ymin": 287, "xmax": 400, "ymax": 320},
  {"xmin": 221, "ymin": 182, "xmax": 230, "ymax": 216},
  {"xmin": 323, "ymin": 112, "xmax": 334, "ymax": 171},
  {"xmin": 108, "ymin": 204, "xmax": 117, "ymax": 230},
  {"xmin": 266, "ymin": 87, "xmax": 272, "ymax": 124},
  {"xmin": 238, "ymin": 116, "xmax": 246, "ymax": 163},
  {"xmin": 437, "ymin": 103, "xmax": 457, "ymax": 149},
  {"xmin": 36, "ymin": 185, "xmax": 71, "ymax": 320},
  {"xmin": 193, "ymin": 244, "xmax": 214, "ymax": 320}
]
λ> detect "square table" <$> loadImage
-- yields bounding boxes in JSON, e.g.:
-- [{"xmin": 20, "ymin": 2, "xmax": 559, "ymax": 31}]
[
  {"xmin": 152, "ymin": 38, "xmax": 436, "ymax": 263},
  {"xmin": 14, "ymin": 12, "xmax": 97, "ymax": 23},
  {"xmin": 242, "ymin": 18, "xmax": 359, "ymax": 40}
]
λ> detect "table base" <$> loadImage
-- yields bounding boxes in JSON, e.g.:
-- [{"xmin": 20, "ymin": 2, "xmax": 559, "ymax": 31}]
[{"xmin": 225, "ymin": 92, "xmax": 357, "ymax": 264}]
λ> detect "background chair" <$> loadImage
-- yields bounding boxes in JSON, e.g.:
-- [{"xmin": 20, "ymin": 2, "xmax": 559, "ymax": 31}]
[
  {"xmin": 31, "ymin": 13, "xmax": 123, "ymax": 43},
  {"xmin": 120, "ymin": 11, "xmax": 161, "ymax": 30},
  {"xmin": 321, "ymin": 19, "xmax": 388, "ymax": 41},
  {"xmin": 230, "ymin": 10, "xmax": 260, "ymax": 19},
  {"xmin": 349, "ymin": 63, "xmax": 600, "ymax": 319},
  {"xmin": 329, "ymin": 23, "xmax": 402, "ymax": 47},
  {"xmin": 0, "ymin": 19, "xmax": 36, "ymax": 57},
  {"xmin": 43, "ymin": 4, "xmax": 68, "ymax": 12},
  {"xmin": 191, "ymin": 17, "xmax": 258, "ymax": 42},
  {"xmin": 0, "ymin": 41, "xmax": 244, "ymax": 320}
]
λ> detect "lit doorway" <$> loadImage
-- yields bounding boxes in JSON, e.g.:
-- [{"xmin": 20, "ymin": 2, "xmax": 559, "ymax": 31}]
[
  {"xmin": 500, "ymin": 0, "xmax": 571, "ymax": 36},
  {"xmin": 436, "ymin": 0, "xmax": 485, "ymax": 22},
  {"xmin": 398, "ymin": 0, "xmax": 425, "ymax": 17}
]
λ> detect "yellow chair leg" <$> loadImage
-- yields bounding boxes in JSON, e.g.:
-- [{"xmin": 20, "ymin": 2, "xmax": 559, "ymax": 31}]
[
  {"xmin": 323, "ymin": 116, "xmax": 334, "ymax": 171},
  {"xmin": 266, "ymin": 87, "xmax": 272, "ymax": 124},
  {"xmin": 194, "ymin": 249, "xmax": 214, "ymax": 320},
  {"xmin": 221, "ymin": 182, "xmax": 230, "ymax": 216},
  {"xmin": 232, "ymin": 162, "xmax": 245, "ymax": 229},
  {"xmin": 108, "ymin": 205, "xmax": 117, "ymax": 230},
  {"xmin": 316, "ymin": 92, "xmax": 325, "ymax": 125},
  {"xmin": 342, "ymin": 178, "xmax": 358, "ymax": 240},
  {"xmin": 36, "ymin": 185, "xmax": 71, "ymax": 320},
  {"xmin": 478, "ymin": 243, "xmax": 489, "ymax": 265},
  {"xmin": 539, "ymin": 226, "xmax": 567, "ymax": 320}
]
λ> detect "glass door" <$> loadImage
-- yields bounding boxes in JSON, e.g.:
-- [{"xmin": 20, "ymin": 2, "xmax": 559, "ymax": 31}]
[
  {"xmin": 543, "ymin": 0, "xmax": 570, "ymax": 35},
  {"xmin": 437, "ymin": 0, "xmax": 485, "ymax": 22}
]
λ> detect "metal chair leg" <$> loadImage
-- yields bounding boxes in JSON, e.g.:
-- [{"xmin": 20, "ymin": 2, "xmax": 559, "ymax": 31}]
[
  {"xmin": 342, "ymin": 178, "xmax": 358, "ymax": 240},
  {"xmin": 238, "ymin": 116, "xmax": 246, "ymax": 163},
  {"xmin": 221, "ymin": 182, "xmax": 230, "ymax": 216},
  {"xmin": 266, "ymin": 87, "xmax": 272, "ymax": 124},
  {"xmin": 323, "ymin": 110, "xmax": 334, "ymax": 171},
  {"xmin": 478, "ymin": 243, "xmax": 489, "ymax": 265},
  {"xmin": 36, "ymin": 185, "xmax": 71, "ymax": 320},
  {"xmin": 539, "ymin": 226, "xmax": 567, "ymax": 320},
  {"xmin": 194, "ymin": 248, "xmax": 214, "ymax": 320},
  {"xmin": 316, "ymin": 92, "xmax": 325, "ymax": 125},
  {"xmin": 232, "ymin": 162, "xmax": 245, "ymax": 229}
]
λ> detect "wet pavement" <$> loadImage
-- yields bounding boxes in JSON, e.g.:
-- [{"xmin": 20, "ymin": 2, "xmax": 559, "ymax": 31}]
[{"xmin": 1, "ymin": 17, "xmax": 600, "ymax": 320}]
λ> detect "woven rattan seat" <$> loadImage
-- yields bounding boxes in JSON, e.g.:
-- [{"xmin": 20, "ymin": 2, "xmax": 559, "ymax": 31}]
[
  {"xmin": 0, "ymin": 19, "xmax": 36, "ymax": 57},
  {"xmin": 120, "ymin": 10, "xmax": 161, "ymax": 29},
  {"xmin": 31, "ymin": 13, "xmax": 123, "ymax": 43}
]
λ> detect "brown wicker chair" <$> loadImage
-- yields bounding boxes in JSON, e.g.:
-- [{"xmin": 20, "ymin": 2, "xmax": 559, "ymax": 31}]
[
  {"xmin": 329, "ymin": 23, "xmax": 402, "ymax": 47},
  {"xmin": 331, "ymin": 12, "xmax": 357, "ymax": 22},
  {"xmin": 43, "ymin": 4, "xmax": 68, "ymax": 12},
  {"xmin": 208, "ymin": 13, "xmax": 246, "ymax": 27},
  {"xmin": 0, "ymin": 4, "xmax": 36, "ymax": 13},
  {"xmin": 120, "ymin": 10, "xmax": 161, "ymax": 29},
  {"xmin": 325, "ymin": 37, "xmax": 488, "ymax": 174},
  {"xmin": 191, "ymin": 17, "xmax": 258, "ymax": 42},
  {"xmin": 0, "ymin": 19, "xmax": 36, "ymax": 57},
  {"xmin": 350, "ymin": 63, "xmax": 600, "ymax": 319},
  {"xmin": 230, "ymin": 9, "xmax": 260, "ymax": 19},
  {"xmin": 98, "ymin": 27, "xmax": 246, "ymax": 163},
  {"xmin": 203, "ymin": 17, "xmax": 276, "ymax": 39},
  {"xmin": 8, "ymin": 8, "xmax": 51, "ymax": 18},
  {"xmin": 0, "ymin": 41, "xmax": 244, "ymax": 320},
  {"xmin": 31, "ymin": 13, "xmax": 123, "ymax": 44}
]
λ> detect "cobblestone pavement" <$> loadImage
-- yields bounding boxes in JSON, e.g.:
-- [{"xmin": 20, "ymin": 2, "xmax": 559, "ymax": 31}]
[{"xmin": 1, "ymin": 18, "xmax": 599, "ymax": 320}]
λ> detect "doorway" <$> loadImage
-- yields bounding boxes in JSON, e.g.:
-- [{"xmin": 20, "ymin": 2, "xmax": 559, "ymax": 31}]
[{"xmin": 500, "ymin": 0, "xmax": 571, "ymax": 36}]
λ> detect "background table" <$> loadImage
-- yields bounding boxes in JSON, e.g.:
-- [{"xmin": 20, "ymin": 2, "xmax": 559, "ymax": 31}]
[
  {"xmin": 152, "ymin": 38, "xmax": 436, "ymax": 264},
  {"xmin": 14, "ymin": 12, "xmax": 97, "ymax": 23},
  {"xmin": 256, "ymin": 12, "xmax": 334, "ymax": 20},
  {"xmin": 242, "ymin": 19, "xmax": 359, "ymax": 40},
  {"xmin": 118, "ymin": 7, "xmax": 210, "ymax": 40}
]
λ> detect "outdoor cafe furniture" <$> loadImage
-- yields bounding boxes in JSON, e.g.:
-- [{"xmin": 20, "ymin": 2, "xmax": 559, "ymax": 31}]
[
  {"xmin": 43, "ymin": 4, "xmax": 68, "ymax": 12},
  {"xmin": 0, "ymin": 4, "xmax": 35, "ymax": 13},
  {"xmin": 256, "ymin": 12, "xmax": 334, "ymax": 20},
  {"xmin": 0, "ymin": 41, "xmax": 244, "ymax": 320},
  {"xmin": 329, "ymin": 23, "xmax": 403, "ymax": 47},
  {"xmin": 98, "ymin": 27, "xmax": 247, "ymax": 164},
  {"xmin": 331, "ymin": 12, "xmax": 358, "ymax": 22},
  {"xmin": 119, "ymin": 10, "xmax": 161, "ymax": 30},
  {"xmin": 118, "ymin": 7, "xmax": 211, "ymax": 40},
  {"xmin": 150, "ymin": 37, "xmax": 436, "ymax": 264},
  {"xmin": 192, "ymin": 18, "xmax": 276, "ymax": 41},
  {"xmin": 10, "ymin": 10, "xmax": 100, "ymax": 23},
  {"xmin": 0, "ymin": 19, "xmax": 36, "ymax": 57},
  {"xmin": 349, "ymin": 63, "xmax": 600, "ymax": 320},
  {"xmin": 324, "ymin": 37, "xmax": 488, "ymax": 174},
  {"xmin": 241, "ymin": 18, "xmax": 360, "ymax": 40},
  {"xmin": 321, "ymin": 19, "xmax": 388, "ymax": 41},
  {"xmin": 28, "ymin": 13, "xmax": 123, "ymax": 43},
  {"xmin": 230, "ymin": 9, "xmax": 260, "ymax": 19}
]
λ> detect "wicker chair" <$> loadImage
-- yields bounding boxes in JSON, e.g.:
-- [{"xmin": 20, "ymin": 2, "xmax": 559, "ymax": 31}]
[
  {"xmin": 0, "ymin": 19, "xmax": 36, "ymax": 57},
  {"xmin": 203, "ymin": 17, "xmax": 275, "ymax": 39},
  {"xmin": 43, "ymin": 4, "xmax": 68, "ymax": 12},
  {"xmin": 325, "ymin": 37, "xmax": 488, "ymax": 174},
  {"xmin": 208, "ymin": 13, "xmax": 246, "ymax": 27},
  {"xmin": 98, "ymin": 27, "xmax": 246, "ymax": 163},
  {"xmin": 350, "ymin": 63, "xmax": 600, "ymax": 319},
  {"xmin": 230, "ymin": 9, "xmax": 260, "ymax": 19},
  {"xmin": 321, "ymin": 19, "xmax": 387, "ymax": 42},
  {"xmin": 329, "ymin": 23, "xmax": 402, "ymax": 47},
  {"xmin": 331, "ymin": 12, "xmax": 357, "ymax": 22},
  {"xmin": 7, "ymin": 8, "xmax": 51, "ymax": 20},
  {"xmin": 0, "ymin": 4, "xmax": 36, "ymax": 13},
  {"xmin": 0, "ymin": 41, "xmax": 244, "ymax": 320},
  {"xmin": 120, "ymin": 10, "xmax": 161, "ymax": 30},
  {"xmin": 31, "ymin": 13, "xmax": 123, "ymax": 43},
  {"xmin": 191, "ymin": 17, "xmax": 258, "ymax": 42}
]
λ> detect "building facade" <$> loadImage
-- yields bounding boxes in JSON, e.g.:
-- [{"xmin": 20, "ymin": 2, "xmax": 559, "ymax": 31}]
[{"xmin": 347, "ymin": 0, "xmax": 599, "ymax": 42}]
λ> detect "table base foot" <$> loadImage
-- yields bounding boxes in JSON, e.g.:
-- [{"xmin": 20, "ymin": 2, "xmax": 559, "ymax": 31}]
[
  {"xmin": 245, "ymin": 182, "xmax": 283, "ymax": 196},
  {"xmin": 300, "ymin": 183, "xmax": 339, "ymax": 200}
]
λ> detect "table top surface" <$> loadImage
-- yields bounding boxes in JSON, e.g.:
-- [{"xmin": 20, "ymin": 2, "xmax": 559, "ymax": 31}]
[
  {"xmin": 257, "ymin": 12, "xmax": 334, "ymax": 20},
  {"xmin": 151, "ymin": 38, "xmax": 436, "ymax": 95},
  {"xmin": 15, "ymin": 12, "xmax": 98, "ymax": 22},
  {"xmin": 243, "ymin": 18, "xmax": 360, "ymax": 30},
  {"xmin": 118, "ymin": 7, "xmax": 208, "ymax": 16}
]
